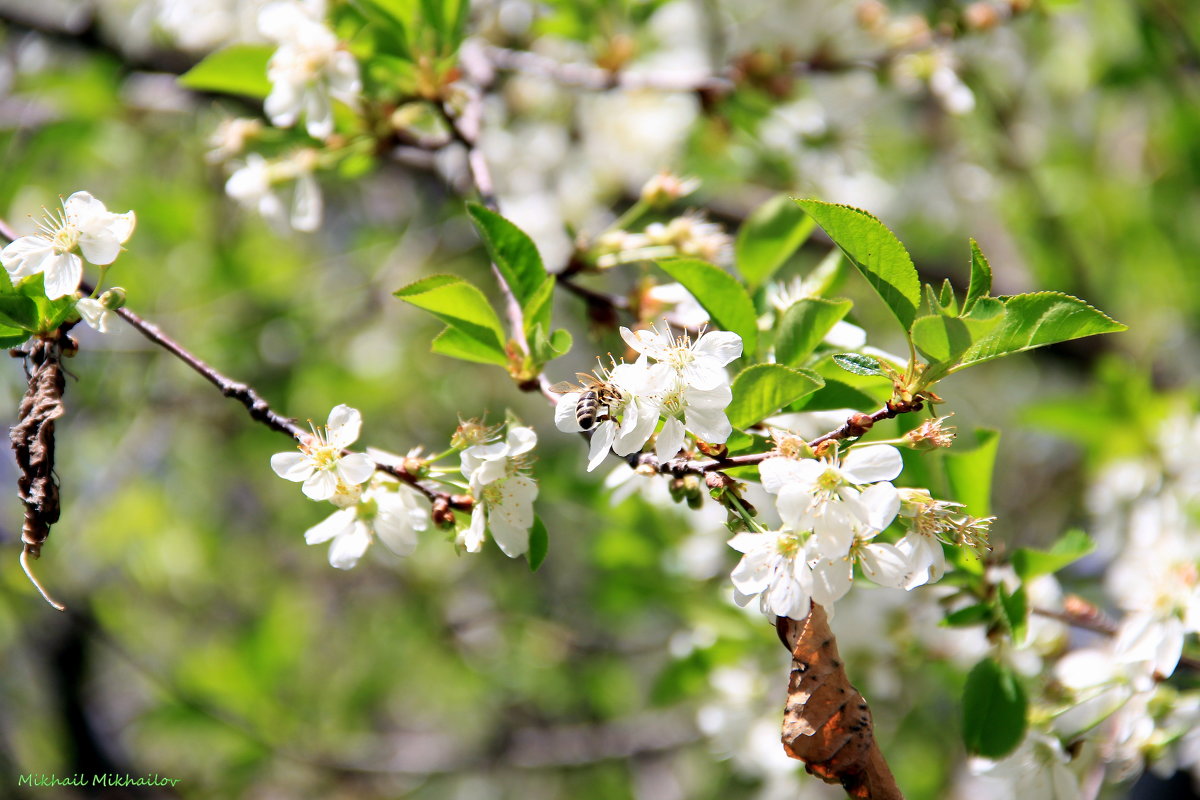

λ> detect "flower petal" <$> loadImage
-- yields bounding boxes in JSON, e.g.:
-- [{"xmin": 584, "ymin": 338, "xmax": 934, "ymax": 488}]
[
  {"xmin": 336, "ymin": 452, "xmax": 375, "ymax": 486},
  {"xmin": 655, "ymin": 417, "xmax": 686, "ymax": 461},
  {"xmin": 555, "ymin": 392, "xmax": 584, "ymax": 432},
  {"xmin": 326, "ymin": 404, "xmax": 362, "ymax": 447},
  {"xmin": 305, "ymin": 507, "xmax": 355, "ymax": 544},
  {"xmin": 1, "ymin": 236, "xmax": 55, "ymax": 278},
  {"xmin": 841, "ymin": 445, "xmax": 903, "ymax": 484},
  {"xmin": 587, "ymin": 420, "xmax": 616, "ymax": 472},
  {"xmin": 302, "ymin": 468, "xmax": 338, "ymax": 500},
  {"xmin": 692, "ymin": 330, "xmax": 743, "ymax": 366},
  {"xmin": 42, "ymin": 252, "xmax": 83, "ymax": 299},
  {"xmin": 271, "ymin": 451, "xmax": 313, "ymax": 481},
  {"xmin": 327, "ymin": 521, "xmax": 370, "ymax": 569}
]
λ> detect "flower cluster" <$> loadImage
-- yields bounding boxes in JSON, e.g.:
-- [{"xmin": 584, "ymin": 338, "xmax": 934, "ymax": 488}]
[
  {"xmin": 554, "ymin": 326, "xmax": 741, "ymax": 469},
  {"xmin": 271, "ymin": 404, "xmax": 428, "ymax": 568},
  {"xmin": 729, "ymin": 442, "xmax": 992, "ymax": 620}
]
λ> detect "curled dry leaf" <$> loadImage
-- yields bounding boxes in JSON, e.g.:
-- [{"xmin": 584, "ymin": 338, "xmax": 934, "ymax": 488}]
[{"xmin": 777, "ymin": 604, "xmax": 903, "ymax": 800}]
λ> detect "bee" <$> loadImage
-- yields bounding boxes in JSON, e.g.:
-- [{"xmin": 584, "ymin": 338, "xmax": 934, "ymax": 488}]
[{"xmin": 551, "ymin": 373, "xmax": 622, "ymax": 431}]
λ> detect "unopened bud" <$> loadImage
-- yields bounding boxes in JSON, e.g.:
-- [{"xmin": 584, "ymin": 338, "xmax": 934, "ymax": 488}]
[
  {"xmin": 99, "ymin": 287, "xmax": 126, "ymax": 311},
  {"xmin": 813, "ymin": 439, "xmax": 839, "ymax": 459},
  {"xmin": 431, "ymin": 498, "xmax": 455, "ymax": 527},
  {"xmin": 705, "ymin": 471, "xmax": 734, "ymax": 492},
  {"xmin": 855, "ymin": 0, "xmax": 888, "ymax": 31},
  {"xmin": 695, "ymin": 440, "xmax": 728, "ymax": 459},
  {"xmin": 640, "ymin": 171, "xmax": 699, "ymax": 207}
]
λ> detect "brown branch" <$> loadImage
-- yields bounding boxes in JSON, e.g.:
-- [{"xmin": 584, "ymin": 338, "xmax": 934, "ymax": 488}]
[
  {"xmin": 629, "ymin": 401, "xmax": 922, "ymax": 477},
  {"xmin": 777, "ymin": 606, "xmax": 903, "ymax": 799}
]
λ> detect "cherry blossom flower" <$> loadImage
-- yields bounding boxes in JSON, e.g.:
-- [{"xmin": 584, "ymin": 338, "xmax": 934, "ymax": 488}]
[
  {"xmin": 809, "ymin": 529, "xmax": 915, "ymax": 606},
  {"xmin": 728, "ymin": 530, "xmax": 813, "ymax": 620},
  {"xmin": 459, "ymin": 426, "xmax": 539, "ymax": 557},
  {"xmin": 970, "ymin": 731, "xmax": 1080, "ymax": 800},
  {"xmin": 271, "ymin": 404, "xmax": 374, "ymax": 500},
  {"xmin": 654, "ymin": 376, "xmax": 733, "ymax": 460},
  {"xmin": 554, "ymin": 358, "xmax": 663, "ymax": 471},
  {"xmin": 304, "ymin": 476, "xmax": 430, "ymax": 569},
  {"xmin": 758, "ymin": 445, "xmax": 903, "ymax": 558},
  {"xmin": 1, "ymin": 191, "xmax": 135, "ymax": 299},
  {"xmin": 225, "ymin": 150, "xmax": 323, "ymax": 232},
  {"xmin": 893, "ymin": 488, "xmax": 993, "ymax": 589},
  {"xmin": 258, "ymin": 0, "xmax": 360, "ymax": 139},
  {"xmin": 620, "ymin": 324, "xmax": 742, "ymax": 391}
]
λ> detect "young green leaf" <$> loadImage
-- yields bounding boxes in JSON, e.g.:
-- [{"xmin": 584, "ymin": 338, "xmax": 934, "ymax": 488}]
[
  {"xmin": 726, "ymin": 363, "xmax": 823, "ymax": 430},
  {"xmin": 527, "ymin": 516, "xmax": 549, "ymax": 572},
  {"xmin": 831, "ymin": 352, "xmax": 884, "ymax": 377},
  {"xmin": 179, "ymin": 45, "xmax": 274, "ymax": 98},
  {"xmin": 395, "ymin": 274, "xmax": 507, "ymax": 354},
  {"xmin": 962, "ymin": 658, "xmax": 1028, "ymax": 758},
  {"xmin": 0, "ymin": 327, "xmax": 28, "ymax": 349},
  {"xmin": 998, "ymin": 584, "xmax": 1029, "ymax": 646},
  {"xmin": 465, "ymin": 204, "xmax": 552, "ymax": 332},
  {"xmin": 1012, "ymin": 529, "xmax": 1095, "ymax": 581},
  {"xmin": 938, "ymin": 278, "xmax": 958, "ymax": 315},
  {"xmin": 431, "ymin": 327, "xmax": 509, "ymax": 366},
  {"xmin": 943, "ymin": 428, "xmax": 1000, "ymax": 517},
  {"xmin": 0, "ymin": 295, "xmax": 40, "ymax": 331},
  {"xmin": 775, "ymin": 298, "xmax": 853, "ymax": 367},
  {"xmin": 941, "ymin": 603, "xmax": 993, "ymax": 628},
  {"xmin": 656, "ymin": 258, "xmax": 759, "ymax": 356},
  {"xmin": 911, "ymin": 312, "xmax": 1003, "ymax": 375},
  {"xmin": 963, "ymin": 240, "xmax": 993, "ymax": 315},
  {"xmin": 795, "ymin": 199, "xmax": 922, "ymax": 331},
  {"xmin": 735, "ymin": 194, "xmax": 815, "ymax": 289},
  {"xmin": 955, "ymin": 292, "xmax": 1126, "ymax": 371}
]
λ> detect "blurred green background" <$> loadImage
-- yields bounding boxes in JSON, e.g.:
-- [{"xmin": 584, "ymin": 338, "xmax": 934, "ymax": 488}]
[{"xmin": 0, "ymin": 1, "xmax": 1197, "ymax": 798}]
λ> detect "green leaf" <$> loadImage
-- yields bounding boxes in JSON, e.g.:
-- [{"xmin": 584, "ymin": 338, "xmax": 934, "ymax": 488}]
[
  {"xmin": 795, "ymin": 199, "xmax": 922, "ymax": 331},
  {"xmin": 963, "ymin": 240, "xmax": 992, "ymax": 315},
  {"xmin": 530, "ymin": 325, "xmax": 573, "ymax": 364},
  {"xmin": 527, "ymin": 516, "xmax": 549, "ymax": 572},
  {"xmin": 395, "ymin": 274, "xmax": 507, "ymax": 354},
  {"xmin": 943, "ymin": 429, "xmax": 1000, "ymax": 517},
  {"xmin": 0, "ymin": 294, "xmax": 39, "ymax": 330},
  {"xmin": 831, "ymin": 352, "xmax": 884, "ymax": 377},
  {"xmin": 998, "ymin": 584, "xmax": 1028, "ymax": 645},
  {"xmin": 938, "ymin": 278, "xmax": 957, "ymax": 315},
  {"xmin": 790, "ymin": 377, "xmax": 880, "ymax": 412},
  {"xmin": 430, "ymin": 327, "xmax": 509, "ymax": 366},
  {"xmin": 656, "ymin": 257, "xmax": 758, "ymax": 356},
  {"xmin": 962, "ymin": 658, "xmax": 1028, "ymax": 758},
  {"xmin": 179, "ymin": 45, "xmax": 273, "ymax": 99},
  {"xmin": 465, "ymin": 204, "xmax": 552, "ymax": 333},
  {"xmin": 735, "ymin": 194, "xmax": 815, "ymax": 289},
  {"xmin": 727, "ymin": 364, "xmax": 823, "ymax": 430},
  {"xmin": 955, "ymin": 292, "xmax": 1127, "ymax": 371},
  {"xmin": 942, "ymin": 603, "xmax": 992, "ymax": 628},
  {"xmin": 911, "ymin": 312, "xmax": 1004, "ymax": 375},
  {"xmin": 1012, "ymin": 529, "xmax": 1095, "ymax": 581},
  {"xmin": 775, "ymin": 298, "xmax": 853, "ymax": 367}
]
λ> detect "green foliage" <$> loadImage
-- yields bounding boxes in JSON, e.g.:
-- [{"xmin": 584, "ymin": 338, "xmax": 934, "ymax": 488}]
[
  {"xmin": 726, "ymin": 363, "xmax": 823, "ymax": 430},
  {"xmin": 656, "ymin": 257, "xmax": 759, "ymax": 357},
  {"xmin": 774, "ymin": 298, "xmax": 853, "ymax": 367},
  {"xmin": 178, "ymin": 45, "xmax": 274, "ymax": 99},
  {"xmin": 466, "ymin": 204, "xmax": 555, "ymax": 336},
  {"xmin": 1012, "ymin": 530, "xmax": 1096, "ymax": 581},
  {"xmin": 997, "ymin": 584, "xmax": 1028, "ymax": 646},
  {"xmin": 962, "ymin": 658, "xmax": 1028, "ymax": 758},
  {"xmin": 395, "ymin": 274, "xmax": 508, "ymax": 361},
  {"xmin": 795, "ymin": 199, "xmax": 922, "ymax": 332},
  {"xmin": 963, "ymin": 240, "xmax": 992, "ymax": 315},
  {"xmin": 943, "ymin": 429, "xmax": 1000, "ymax": 518},
  {"xmin": 528, "ymin": 516, "xmax": 549, "ymax": 571},
  {"xmin": 735, "ymin": 194, "xmax": 815, "ymax": 289},
  {"xmin": 831, "ymin": 352, "xmax": 885, "ymax": 377}
]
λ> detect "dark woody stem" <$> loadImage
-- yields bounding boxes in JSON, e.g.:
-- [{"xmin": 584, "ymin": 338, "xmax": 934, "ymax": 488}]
[{"xmin": 61, "ymin": 276, "xmax": 467, "ymax": 510}]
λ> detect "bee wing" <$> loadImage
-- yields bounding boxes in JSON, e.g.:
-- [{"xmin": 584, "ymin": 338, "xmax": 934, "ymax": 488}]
[
  {"xmin": 549, "ymin": 381, "xmax": 581, "ymax": 394},
  {"xmin": 576, "ymin": 372, "xmax": 603, "ymax": 387}
]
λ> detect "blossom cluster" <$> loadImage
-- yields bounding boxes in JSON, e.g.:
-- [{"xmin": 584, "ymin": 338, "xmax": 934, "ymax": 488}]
[
  {"xmin": 554, "ymin": 325, "xmax": 741, "ymax": 469},
  {"xmin": 270, "ymin": 405, "xmax": 542, "ymax": 567}
]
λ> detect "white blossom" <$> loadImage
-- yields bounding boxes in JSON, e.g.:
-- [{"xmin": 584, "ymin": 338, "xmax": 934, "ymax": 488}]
[
  {"xmin": 75, "ymin": 297, "xmax": 113, "ymax": 333},
  {"xmin": 1, "ymin": 191, "xmax": 135, "ymax": 299},
  {"xmin": 258, "ymin": 0, "xmax": 361, "ymax": 139},
  {"xmin": 270, "ymin": 404, "xmax": 375, "ymax": 500},
  {"xmin": 620, "ymin": 324, "xmax": 742, "ymax": 391},
  {"xmin": 758, "ymin": 445, "xmax": 902, "ymax": 559},
  {"xmin": 459, "ymin": 426, "xmax": 539, "ymax": 557},
  {"xmin": 554, "ymin": 358, "xmax": 662, "ymax": 471},
  {"xmin": 304, "ymin": 476, "xmax": 430, "ymax": 569},
  {"xmin": 809, "ymin": 529, "xmax": 915, "ymax": 607},
  {"xmin": 225, "ymin": 150, "xmax": 323, "ymax": 232},
  {"xmin": 653, "ymin": 376, "xmax": 733, "ymax": 460},
  {"xmin": 728, "ymin": 530, "xmax": 813, "ymax": 620},
  {"xmin": 970, "ymin": 731, "xmax": 1080, "ymax": 800}
]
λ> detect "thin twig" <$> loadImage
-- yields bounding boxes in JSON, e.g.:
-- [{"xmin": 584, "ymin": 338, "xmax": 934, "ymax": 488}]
[
  {"xmin": 1032, "ymin": 604, "xmax": 1200, "ymax": 673},
  {"xmin": 482, "ymin": 43, "xmax": 735, "ymax": 95}
]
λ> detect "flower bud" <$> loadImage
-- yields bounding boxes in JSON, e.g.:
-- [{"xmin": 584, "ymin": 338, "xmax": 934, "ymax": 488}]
[
  {"xmin": 99, "ymin": 287, "xmax": 126, "ymax": 311},
  {"xmin": 431, "ymin": 497, "xmax": 455, "ymax": 527},
  {"xmin": 640, "ymin": 172, "xmax": 699, "ymax": 207},
  {"xmin": 963, "ymin": 2, "xmax": 1002, "ymax": 30}
]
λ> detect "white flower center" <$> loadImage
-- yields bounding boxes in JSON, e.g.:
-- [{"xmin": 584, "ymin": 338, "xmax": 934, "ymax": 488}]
[{"xmin": 35, "ymin": 207, "xmax": 80, "ymax": 255}]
